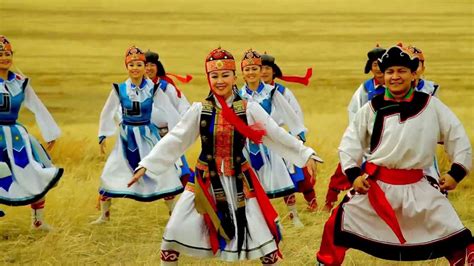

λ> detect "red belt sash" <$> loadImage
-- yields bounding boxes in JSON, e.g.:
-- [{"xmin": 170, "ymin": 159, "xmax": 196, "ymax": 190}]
[{"xmin": 364, "ymin": 162, "xmax": 423, "ymax": 244}]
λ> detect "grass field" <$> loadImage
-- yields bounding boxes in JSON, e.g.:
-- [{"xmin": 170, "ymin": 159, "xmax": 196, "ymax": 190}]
[{"xmin": 1, "ymin": 0, "xmax": 473, "ymax": 264}]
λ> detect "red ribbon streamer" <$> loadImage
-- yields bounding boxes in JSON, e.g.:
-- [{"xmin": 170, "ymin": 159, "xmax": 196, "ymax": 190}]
[{"xmin": 278, "ymin": 68, "xmax": 313, "ymax": 86}]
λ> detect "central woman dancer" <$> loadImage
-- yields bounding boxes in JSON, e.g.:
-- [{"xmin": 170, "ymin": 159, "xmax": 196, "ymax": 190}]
[{"xmin": 129, "ymin": 47, "xmax": 321, "ymax": 265}]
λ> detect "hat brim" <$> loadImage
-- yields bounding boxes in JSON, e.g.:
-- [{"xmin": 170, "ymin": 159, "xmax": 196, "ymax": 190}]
[{"xmin": 364, "ymin": 59, "xmax": 372, "ymax": 74}]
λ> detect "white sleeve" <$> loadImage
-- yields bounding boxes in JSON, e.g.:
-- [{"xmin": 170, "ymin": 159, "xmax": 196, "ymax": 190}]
[
  {"xmin": 247, "ymin": 102, "xmax": 317, "ymax": 167},
  {"xmin": 139, "ymin": 102, "xmax": 201, "ymax": 175},
  {"xmin": 98, "ymin": 89, "xmax": 120, "ymax": 138},
  {"xmin": 339, "ymin": 104, "xmax": 371, "ymax": 171},
  {"xmin": 282, "ymin": 88, "xmax": 304, "ymax": 122},
  {"xmin": 153, "ymin": 88, "xmax": 181, "ymax": 130},
  {"xmin": 165, "ymin": 84, "xmax": 191, "ymax": 117},
  {"xmin": 23, "ymin": 83, "xmax": 61, "ymax": 142},
  {"xmin": 435, "ymin": 98, "xmax": 472, "ymax": 172},
  {"xmin": 347, "ymin": 84, "xmax": 365, "ymax": 124},
  {"xmin": 272, "ymin": 91, "xmax": 307, "ymax": 135}
]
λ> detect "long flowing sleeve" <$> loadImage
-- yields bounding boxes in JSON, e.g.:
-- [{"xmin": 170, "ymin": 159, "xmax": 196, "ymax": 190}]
[
  {"xmin": 282, "ymin": 88, "xmax": 304, "ymax": 123},
  {"xmin": 272, "ymin": 91, "xmax": 307, "ymax": 136},
  {"xmin": 165, "ymin": 83, "xmax": 191, "ymax": 116},
  {"xmin": 98, "ymin": 89, "xmax": 120, "ymax": 138},
  {"xmin": 23, "ymin": 84, "xmax": 61, "ymax": 142},
  {"xmin": 435, "ymin": 98, "xmax": 472, "ymax": 181},
  {"xmin": 247, "ymin": 102, "xmax": 316, "ymax": 168},
  {"xmin": 139, "ymin": 102, "xmax": 201, "ymax": 175},
  {"xmin": 153, "ymin": 88, "xmax": 181, "ymax": 130}
]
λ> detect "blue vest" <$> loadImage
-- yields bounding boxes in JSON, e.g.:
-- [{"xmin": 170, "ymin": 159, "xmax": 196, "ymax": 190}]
[
  {"xmin": 157, "ymin": 79, "xmax": 169, "ymax": 92},
  {"xmin": 0, "ymin": 73, "xmax": 28, "ymax": 123},
  {"xmin": 364, "ymin": 79, "xmax": 385, "ymax": 101},
  {"xmin": 113, "ymin": 80, "xmax": 158, "ymax": 125}
]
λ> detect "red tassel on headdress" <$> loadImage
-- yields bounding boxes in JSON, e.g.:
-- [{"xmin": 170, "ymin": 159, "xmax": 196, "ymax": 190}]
[{"xmin": 278, "ymin": 68, "xmax": 313, "ymax": 86}]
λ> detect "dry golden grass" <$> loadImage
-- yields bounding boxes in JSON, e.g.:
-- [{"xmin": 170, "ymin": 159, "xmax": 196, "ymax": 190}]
[{"xmin": 1, "ymin": 0, "xmax": 473, "ymax": 264}]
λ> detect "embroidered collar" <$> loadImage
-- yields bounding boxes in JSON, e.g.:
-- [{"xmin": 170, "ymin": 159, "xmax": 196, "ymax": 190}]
[
  {"xmin": 0, "ymin": 71, "xmax": 16, "ymax": 83},
  {"xmin": 130, "ymin": 78, "xmax": 147, "ymax": 90},
  {"xmin": 245, "ymin": 82, "xmax": 265, "ymax": 95},
  {"xmin": 384, "ymin": 87, "xmax": 414, "ymax": 102}
]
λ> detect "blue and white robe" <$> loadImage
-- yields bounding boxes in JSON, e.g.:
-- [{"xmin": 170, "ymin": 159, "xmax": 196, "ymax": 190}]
[
  {"xmin": 0, "ymin": 71, "xmax": 63, "ymax": 206},
  {"xmin": 98, "ymin": 78, "xmax": 183, "ymax": 201},
  {"xmin": 239, "ymin": 82, "xmax": 307, "ymax": 198},
  {"xmin": 152, "ymin": 79, "xmax": 193, "ymax": 180},
  {"xmin": 271, "ymin": 83, "xmax": 309, "ymax": 187}
]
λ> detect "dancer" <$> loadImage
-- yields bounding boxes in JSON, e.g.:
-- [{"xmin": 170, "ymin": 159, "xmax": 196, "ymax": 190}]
[
  {"xmin": 260, "ymin": 52, "xmax": 317, "ymax": 212},
  {"xmin": 323, "ymin": 45, "xmax": 386, "ymax": 210},
  {"xmin": 239, "ymin": 49, "xmax": 321, "ymax": 227},
  {"xmin": 92, "ymin": 46, "xmax": 183, "ymax": 224},
  {"xmin": 316, "ymin": 45, "xmax": 473, "ymax": 266},
  {"xmin": 144, "ymin": 50, "xmax": 194, "ymax": 197},
  {"xmin": 129, "ymin": 47, "xmax": 321, "ymax": 265},
  {"xmin": 0, "ymin": 35, "xmax": 64, "ymax": 231}
]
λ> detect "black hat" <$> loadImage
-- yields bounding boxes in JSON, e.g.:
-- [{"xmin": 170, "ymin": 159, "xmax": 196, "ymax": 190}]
[
  {"xmin": 145, "ymin": 50, "xmax": 166, "ymax": 76},
  {"xmin": 378, "ymin": 46, "xmax": 419, "ymax": 73},
  {"xmin": 364, "ymin": 46, "xmax": 386, "ymax": 74},
  {"xmin": 261, "ymin": 54, "xmax": 282, "ymax": 78}
]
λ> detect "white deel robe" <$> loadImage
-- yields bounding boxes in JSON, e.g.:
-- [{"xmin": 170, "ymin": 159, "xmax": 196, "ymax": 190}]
[
  {"xmin": 98, "ymin": 78, "xmax": 183, "ymax": 201},
  {"xmin": 138, "ymin": 96, "xmax": 316, "ymax": 261},
  {"xmin": 336, "ymin": 91, "xmax": 472, "ymax": 260},
  {"xmin": 239, "ymin": 83, "xmax": 308, "ymax": 198},
  {"xmin": 347, "ymin": 80, "xmax": 442, "ymax": 179},
  {"xmin": 0, "ymin": 72, "xmax": 63, "ymax": 206}
]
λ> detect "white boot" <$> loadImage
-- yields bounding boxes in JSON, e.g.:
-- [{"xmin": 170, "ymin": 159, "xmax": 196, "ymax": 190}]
[
  {"xmin": 161, "ymin": 261, "xmax": 178, "ymax": 266},
  {"xmin": 284, "ymin": 195, "xmax": 304, "ymax": 228},
  {"xmin": 91, "ymin": 199, "xmax": 111, "ymax": 225},
  {"xmin": 31, "ymin": 208, "xmax": 53, "ymax": 231},
  {"xmin": 288, "ymin": 208, "xmax": 304, "ymax": 228},
  {"xmin": 164, "ymin": 198, "xmax": 176, "ymax": 215}
]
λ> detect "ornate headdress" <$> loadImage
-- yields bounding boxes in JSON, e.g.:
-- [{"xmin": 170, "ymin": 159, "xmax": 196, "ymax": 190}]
[
  {"xmin": 124, "ymin": 46, "xmax": 145, "ymax": 65},
  {"xmin": 204, "ymin": 47, "xmax": 265, "ymax": 144},
  {"xmin": 206, "ymin": 48, "xmax": 236, "ymax": 73},
  {"xmin": 407, "ymin": 45, "xmax": 425, "ymax": 62},
  {"xmin": 0, "ymin": 35, "xmax": 13, "ymax": 52},
  {"xmin": 378, "ymin": 45, "xmax": 419, "ymax": 73},
  {"xmin": 241, "ymin": 49, "xmax": 262, "ymax": 69}
]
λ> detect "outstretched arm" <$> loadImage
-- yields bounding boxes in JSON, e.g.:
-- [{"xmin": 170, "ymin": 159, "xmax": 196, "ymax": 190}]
[
  {"xmin": 247, "ymin": 102, "xmax": 321, "ymax": 167},
  {"xmin": 129, "ymin": 102, "xmax": 201, "ymax": 186},
  {"xmin": 23, "ymin": 84, "xmax": 61, "ymax": 143}
]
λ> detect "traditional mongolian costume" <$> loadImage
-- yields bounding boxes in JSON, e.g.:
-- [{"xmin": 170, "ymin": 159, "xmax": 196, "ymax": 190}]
[
  {"xmin": 260, "ymin": 53, "xmax": 318, "ymax": 214},
  {"xmin": 316, "ymin": 46, "xmax": 473, "ymax": 266},
  {"xmin": 92, "ymin": 46, "xmax": 183, "ymax": 224},
  {"xmin": 136, "ymin": 48, "xmax": 319, "ymax": 265},
  {"xmin": 239, "ymin": 50, "xmax": 321, "ymax": 227},
  {"xmin": 324, "ymin": 44, "xmax": 443, "ymax": 210},
  {"xmin": 0, "ymin": 35, "xmax": 63, "ymax": 231},
  {"xmin": 144, "ymin": 50, "xmax": 194, "ymax": 209}
]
